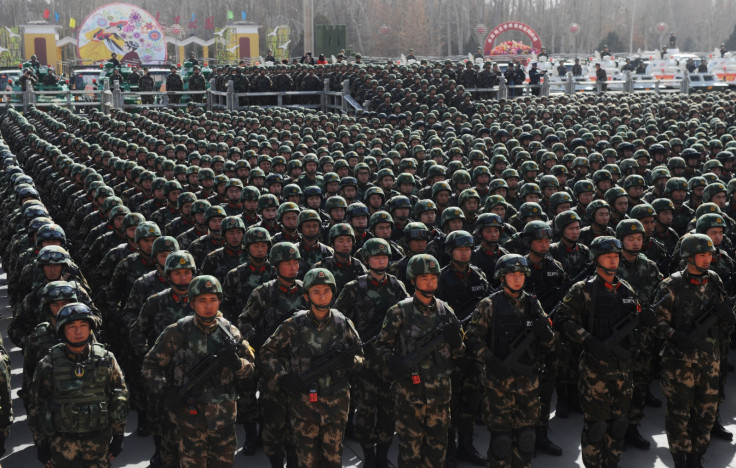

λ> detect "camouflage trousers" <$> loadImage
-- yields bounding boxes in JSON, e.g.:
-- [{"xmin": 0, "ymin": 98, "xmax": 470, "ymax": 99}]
[
  {"xmin": 261, "ymin": 384, "xmax": 293, "ymax": 458},
  {"xmin": 236, "ymin": 371, "xmax": 259, "ymax": 424},
  {"xmin": 556, "ymin": 336, "xmax": 582, "ymax": 404},
  {"xmin": 578, "ymin": 358, "xmax": 633, "ymax": 467},
  {"xmin": 177, "ymin": 423, "xmax": 236, "ymax": 468},
  {"xmin": 49, "ymin": 432, "xmax": 110, "ymax": 468},
  {"xmin": 482, "ymin": 374, "xmax": 540, "ymax": 468},
  {"xmin": 289, "ymin": 387, "xmax": 350, "ymax": 468},
  {"xmin": 150, "ymin": 394, "xmax": 179, "ymax": 467},
  {"xmin": 395, "ymin": 398, "xmax": 450, "ymax": 468},
  {"xmin": 450, "ymin": 356, "xmax": 483, "ymax": 435},
  {"xmin": 538, "ymin": 343, "xmax": 559, "ymax": 427},
  {"xmin": 628, "ymin": 328, "xmax": 660, "ymax": 425},
  {"xmin": 660, "ymin": 346, "xmax": 720, "ymax": 454},
  {"xmin": 353, "ymin": 364, "xmax": 396, "ymax": 447}
]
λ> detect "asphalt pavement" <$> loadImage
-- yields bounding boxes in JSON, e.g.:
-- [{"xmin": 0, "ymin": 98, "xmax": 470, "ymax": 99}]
[{"xmin": 0, "ymin": 268, "xmax": 735, "ymax": 467}]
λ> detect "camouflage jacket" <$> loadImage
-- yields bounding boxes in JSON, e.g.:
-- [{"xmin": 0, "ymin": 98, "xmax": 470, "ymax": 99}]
[
  {"xmin": 260, "ymin": 309, "xmax": 364, "ymax": 397},
  {"xmin": 549, "ymin": 241, "xmax": 591, "ymax": 280},
  {"xmin": 164, "ymin": 215, "xmax": 195, "ymax": 238},
  {"xmin": 91, "ymin": 243, "xmax": 137, "ymax": 293},
  {"xmin": 201, "ymin": 245, "xmax": 250, "ymax": 285},
  {"xmin": 617, "ymin": 253, "xmax": 663, "ymax": 304},
  {"xmin": 131, "ymin": 288, "xmax": 192, "ymax": 358},
  {"xmin": 81, "ymin": 230, "xmax": 126, "ymax": 274},
  {"xmin": 122, "ymin": 269, "xmax": 170, "ymax": 329},
  {"xmin": 151, "ymin": 205, "xmax": 180, "ymax": 231},
  {"xmin": 107, "ymin": 252, "xmax": 157, "ymax": 313},
  {"xmin": 375, "ymin": 297, "xmax": 465, "ymax": 405},
  {"xmin": 335, "ymin": 273, "xmax": 409, "ymax": 340},
  {"xmin": 221, "ymin": 261, "xmax": 276, "ymax": 322},
  {"xmin": 237, "ymin": 279, "xmax": 307, "ymax": 350},
  {"xmin": 188, "ymin": 234, "xmax": 226, "ymax": 267},
  {"xmin": 176, "ymin": 225, "xmax": 209, "ymax": 250},
  {"xmin": 297, "ymin": 241, "xmax": 333, "ymax": 279},
  {"xmin": 141, "ymin": 314, "xmax": 254, "ymax": 431},
  {"xmin": 312, "ymin": 256, "xmax": 367, "ymax": 296}
]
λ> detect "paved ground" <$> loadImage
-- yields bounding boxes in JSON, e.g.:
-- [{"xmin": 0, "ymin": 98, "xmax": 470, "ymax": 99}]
[{"xmin": 0, "ymin": 269, "xmax": 735, "ymax": 467}]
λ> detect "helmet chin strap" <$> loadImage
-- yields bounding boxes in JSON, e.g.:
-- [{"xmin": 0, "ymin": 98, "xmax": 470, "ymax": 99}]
[
  {"xmin": 687, "ymin": 258, "xmax": 709, "ymax": 273},
  {"xmin": 597, "ymin": 265, "xmax": 618, "ymax": 276},
  {"xmin": 623, "ymin": 248, "xmax": 641, "ymax": 255},
  {"xmin": 504, "ymin": 282, "xmax": 524, "ymax": 294},
  {"xmin": 414, "ymin": 286, "xmax": 436, "ymax": 299},
  {"xmin": 369, "ymin": 267, "xmax": 387, "ymax": 275}
]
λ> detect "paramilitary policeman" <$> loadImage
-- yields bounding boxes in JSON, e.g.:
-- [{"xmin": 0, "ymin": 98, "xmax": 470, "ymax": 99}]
[
  {"xmin": 464, "ymin": 254, "xmax": 555, "ymax": 468},
  {"xmin": 556, "ymin": 236, "xmax": 641, "ymax": 468}
]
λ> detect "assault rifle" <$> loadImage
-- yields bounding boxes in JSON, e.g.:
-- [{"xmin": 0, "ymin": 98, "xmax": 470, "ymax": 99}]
[
  {"xmin": 401, "ymin": 323, "xmax": 452, "ymax": 369},
  {"xmin": 179, "ymin": 320, "xmax": 241, "ymax": 400},
  {"xmin": 298, "ymin": 342, "xmax": 362, "ymax": 385},
  {"xmin": 602, "ymin": 313, "xmax": 640, "ymax": 360}
]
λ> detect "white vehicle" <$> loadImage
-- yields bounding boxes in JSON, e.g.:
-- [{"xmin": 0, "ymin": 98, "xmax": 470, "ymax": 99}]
[
  {"xmin": 687, "ymin": 72, "xmax": 729, "ymax": 92},
  {"xmin": 707, "ymin": 51, "xmax": 736, "ymax": 87}
]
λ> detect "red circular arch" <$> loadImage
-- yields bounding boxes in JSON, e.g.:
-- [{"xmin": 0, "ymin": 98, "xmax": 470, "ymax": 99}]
[{"xmin": 483, "ymin": 22, "xmax": 542, "ymax": 55}]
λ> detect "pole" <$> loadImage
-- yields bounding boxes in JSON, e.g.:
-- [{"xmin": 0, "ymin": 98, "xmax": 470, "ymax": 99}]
[{"xmin": 303, "ymin": 0, "xmax": 314, "ymax": 55}]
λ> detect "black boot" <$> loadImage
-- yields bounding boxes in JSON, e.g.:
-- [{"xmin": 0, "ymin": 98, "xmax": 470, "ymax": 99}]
[
  {"xmin": 362, "ymin": 445, "xmax": 376, "ymax": 468},
  {"xmin": 569, "ymin": 383, "xmax": 582, "ymax": 413},
  {"xmin": 456, "ymin": 431, "xmax": 486, "ymax": 465},
  {"xmin": 672, "ymin": 452, "xmax": 688, "ymax": 468},
  {"xmin": 556, "ymin": 385, "xmax": 570, "ymax": 419},
  {"xmin": 242, "ymin": 422, "xmax": 258, "ymax": 456},
  {"xmin": 686, "ymin": 451, "xmax": 704, "ymax": 468},
  {"xmin": 625, "ymin": 424, "xmax": 651, "ymax": 450},
  {"xmin": 645, "ymin": 387, "xmax": 662, "ymax": 408},
  {"xmin": 286, "ymin": 450, "xmax": 299, "ymax": 468},
  {"xmin": 375, "ymin": 443, "xmax": 391, "ymax": 468},
  {"xmin": 268, "ymin": 455, "xmax": 284, "ymax": 468},
  {"xmin": 444, "ymin": 430, "xmax": 457, "ymax": 468},
  {"xmin": 535, "ymin": 425, "xmax": 563, "ymax": 456},
  {"xmin": 711, "ymin": 414, "xmax": 733, "ymax": 441},
  {"xmin": 137, "ymin": 410, "xmax": 149, "ymax": 437},
  {"xmin": 148, "ymin": 436, "xmax": 163, "ymax": 468}
]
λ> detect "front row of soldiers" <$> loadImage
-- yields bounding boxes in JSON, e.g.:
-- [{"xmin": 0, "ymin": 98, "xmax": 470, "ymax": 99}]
[{"xmin": 14, "ymin": 233, "xmax": 736, "ymax": 468}]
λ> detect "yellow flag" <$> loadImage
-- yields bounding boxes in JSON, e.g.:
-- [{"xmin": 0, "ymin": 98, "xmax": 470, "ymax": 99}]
[{"xmin": 69, "ymin": 18, "xmax": 76, "ymax": 28}]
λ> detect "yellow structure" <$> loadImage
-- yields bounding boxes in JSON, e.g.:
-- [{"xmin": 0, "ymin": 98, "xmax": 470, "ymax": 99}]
[
  {"xmin": 21, "ymin": 23, "xmax": 63, "ymax": 69},
  {"xmin": 230, "ymin": 22, "xmax": 259, "ymax": 61}
]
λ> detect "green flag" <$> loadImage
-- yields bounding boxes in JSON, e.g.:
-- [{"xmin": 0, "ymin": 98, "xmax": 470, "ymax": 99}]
[{"xmin": 227, "ymin": 11, "xmax": 234, "ymax": 20}]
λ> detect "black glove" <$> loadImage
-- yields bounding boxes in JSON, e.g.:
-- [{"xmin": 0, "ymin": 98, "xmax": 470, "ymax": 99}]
[
  {"xmin": 485, "ymin": 355, "xmax": 512, "ymax": 380},
  {"xmin": 161, "ymin": 388, "xmax": 185, "ymax": 414},
  {"xmin": 671, "ymin": 330, "xmax": 696, "ymax": 353},
  {"xmin": 221, "ymin": 350, "xmax": 243, "ymax": 370},
  {"xmin": 443, "ymin": 321, "xmax": 463, "ymax": 348},
  {"xmin": 279, "ymin": 373, "xmax": 307, "ymax": 396},
  {"xmin": 715, "ymin": 302, "xmax": 736, "ymax": 324},
  {"xmin": 109, "ymin": 434, "xmax": 124, "ymax": 457},
  {"xmin": 640, "ymin": 307, "xmax": 657, "ymax": 327},
  {"xmin": 532, "ymin": 318, "xmax": 554, "ymax": 341},
  {"xmin": 386, "ymin": 355, "xmax": 411, "ymax": 379},
  {"xmin": 37, "ymin": 444, "xmax": 50, "ymax": 465},
  {"xmin": 585, "ymin": 335, "xmax": 610, "ymax": 361}
]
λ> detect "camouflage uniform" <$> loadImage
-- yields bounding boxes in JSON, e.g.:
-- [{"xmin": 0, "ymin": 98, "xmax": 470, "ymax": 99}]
[
  {"xmin": 142, "ymin": 313, "xmax": 255, "ymax": 468},
  {"xmin": 0, "ymin": 337, "xmax": 12, "ymax": 455},
  {"xmin": 176, "ymin": 225, "xmax": 209, "ymax": 251},
  {"xmin": 238, "ymin": 278, "xmax": 307, "ymax": 460},
  {"xmin": 260, "ymin": 307, "xmax": 364, "ymax": 467},
  {"xmin": 28, "ymin": 341, "xmax": 128, "ymax": 468},
  {"xmin": 188, "ymin": 234, "xmax": 226, "ymax": 267},
  {"xmin": 464, "ymin": 290, "xmax": 555, "ymax": 468},
  {"xmin": 556, "ymin": 275, "xmax": 640, "ymax": 467},
  {"xmin": 298, "ymin": 240, "xmax": 334, "ymax": 278},
  {"xmin": 653, "ymin": 267, "xmax": 734, "ymax": 463},
  {"xmin": 200, "ymin": 245, "xmax": 249, "ymax": 285},
  {"xmin": 335, "ymin": 272, "xmax": 409, "ymax": 455},
  {"xmin": 375, "ymin": 296, "xmax": 465, "ymax": 468},
  {"xmin": 221, "ymin": 261, "xmax": 276, "ymax": 322},
  {"xmin": 312, "ymin": 255, "xmax": 368, "ymax": 296}
]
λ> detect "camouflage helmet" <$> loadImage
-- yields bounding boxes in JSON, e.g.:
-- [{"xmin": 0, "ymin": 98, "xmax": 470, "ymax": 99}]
[
  {"xmin": 152, "ymin": 236, "xmax": 179, "ymax": 257},
  {"xmin": 325, "ymin": 196, "xmax": 348, "ymax": 212},
  {"xmin": 703, "ymin": 182, "xmax": 727, "ymax": 202},
  {"xmin": 369, "ymin": 211, "xmax": 394, "ymax": 229},
  {"xmin": 191, "ymin": 199, "xmax": 212, "ymax": 215},
  {"xmin": 269, "ymin": 242, "xmax": 301, "ymax": 264},
  {"xmin": 588, "ymin": 236, "xmax": 622, "ymax": 261},
  {"xmin": 403, "ymin": 222, "xmax": 431, "ymax": 241},
  {"xmin": 241, "ymin": 186, "xmax": 261, "ymax": 202},
  {"xmin": 55, "ymin": 302, "xmax": 100, "ymax": 337},
  {"xmin": 664, "ymin": 177, "xmax": 689, "ymax": 196},
  {"xmin": 679, "ymin": 233, "xmax": 716, "ymax": 258},
  {"xmin": 615, "ymin": 219, "xmax": 646, "ymax": 240},
  {"xmin": 522, "ymin": 220, "xmax": 552, "ymax": 245},
  {"xmin": 554, "ymin": 210, "xmax": 582, "ymax": 232},
  {"xmin": 696, "ymin": 213, "xmax": 728, "ymax": 234},
  {"xmin": 123, "ymin": 212, "xmax": 146, "ymax": 231},
  {"xmin": 298, "ymin": 209, "xmax": 322, "ymax": 229},
  {"xmin": 101, "ymin": 196, "xmax": 123, "ymax": 213},
  {"xmin": 406, "ymin": 254, "xmax": 441, "ymax": 280},
  {"xmin": 473, "ymin": 213, "xmax": 503, "ymax": 236},
  {"xmin": 245, "ymin": 227, "xmax": 272, "ymax": 247},
  {"xmin": 362, "ymin": 238, "xmax": 392, "ymax": 258},
  {"xmin": 444, "ymin": 230, "xmax": 474, "ymax": 253},
  {"xmin": 177, "ymin": 192, "xmax": 197, "ymax": 209},
  {"xmin": 37, "ymin": 246, "xmax": 71, "ymax": 266},
  {"xmin": 135, "ymin": 222, "xmax": 161, "ymax": 243},
  {"xmin": 204, "ymin": 205, "xmax": 227, "ymax": 222},
  {"xmin": 40, "ymin": 280, "xmax": 78, "ymax": 310},
  {"xmin": 494, "ymin": 254, "xmax": 530, "ymax": 280},
  {"xmin": 35, "ymin": 224, "xmax": 66, "ymax": 247},
  {"xmin": 164, "ymin": 250, "xmax": 196, "ymax": 275},
  {"xmin": 277, "ymin": 202, "xmax": 301, "ymax": 222},
  {"xmin": 329, "ymin": 223, "xmax": 355, "ymax": 243},
  {"xmin": 440, "ymin": 207, "xmax": 466, "ymax": 227},
  {"xmin": 188, "ymin": 275, "xmax": 223, "ymax": 299},
  {"xmin": 257, "ymin": 194, "xmax": 280, "ymax": 212},
  {"xmin": 345, "ymin": 203, "xmax": 370, "ymax": 222},
  {"xmin": 549, "ymin": 192, "xmax": 573, "ymax": 212},
  {"xmin": 108, "ymin": 205, "xmax": 131, "ymax": 223},
  {"xmin": 518, "ymin": 202, "xmax": 545, "ymax": 220},
  {"xmin": 586, "ymin": 199, "xmax": 611, "ymax": 222},
  {"xmin": 303, "ymin": 268, "xmax": 337, "ymax": 293},
  {"xmin": 220, "ymin": 216, "xmax": 246, "ymax": 234},
  {"xmin": 629, "ymin": 204, "xmax": 656, "ymax": 220},
  {"xmin": 651, "ymin": 198, "xmax": 675, "ymax": 214}
]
